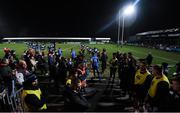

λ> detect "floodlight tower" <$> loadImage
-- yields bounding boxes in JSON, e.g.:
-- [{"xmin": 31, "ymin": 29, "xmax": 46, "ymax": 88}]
[{"xmin": 121, "ymin": 4, "xmax": 135, "ymax": 45}]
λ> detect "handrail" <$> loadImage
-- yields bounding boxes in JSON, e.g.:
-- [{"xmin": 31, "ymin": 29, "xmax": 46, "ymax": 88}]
[{"xmin": 0, "ymin": 79, "xmax": 24, "ymax": 112}]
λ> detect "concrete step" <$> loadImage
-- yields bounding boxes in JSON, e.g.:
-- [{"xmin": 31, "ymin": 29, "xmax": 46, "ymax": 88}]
[
  {"xmin": 46, "ymin": 103, "xmax": 64, "ymax": 112},
  {"xmin": 81, "ymin": 88, "xmax": 97, "ymax": 98},
  {"xmin": 115, "ymin": 94, "xmax": 130, "ymax": 100},
  {"xmin": 98, "ymin": 102, "xmax": 116, "ymax": 107},
  {"xmin": 48, "ymin": 94, "xmax": 63, "ymax": 98},
  {"xmin": 113, "ymin": 86, "xmax": 121, "ymax": 89},
  {"xmin": 46, "ymin": 94, "xmax": 64, "ymax": 103},
  {"xmin": 96, "ymin": 102, "xmax": 124, "ymax": 111},
  {"xmin": 47, "ymin": 102, "xmax": 64, "ymax": 107}
]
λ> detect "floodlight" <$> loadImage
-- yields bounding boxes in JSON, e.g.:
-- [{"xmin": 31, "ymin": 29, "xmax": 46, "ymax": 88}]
[{"xmin": 123, "ymin": 5, "xmax": 135, "ymax": 16}]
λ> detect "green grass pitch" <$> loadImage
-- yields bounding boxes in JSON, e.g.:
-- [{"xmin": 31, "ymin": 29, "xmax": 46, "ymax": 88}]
[{"xmin": 0, "ymin": 42, "xmax": 179, "ymax": 76}]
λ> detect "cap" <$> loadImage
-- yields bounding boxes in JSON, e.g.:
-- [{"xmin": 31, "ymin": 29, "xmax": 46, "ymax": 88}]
[{"xmin": 25, "ymin": 73, "xmax": 37, "ymax": 83}]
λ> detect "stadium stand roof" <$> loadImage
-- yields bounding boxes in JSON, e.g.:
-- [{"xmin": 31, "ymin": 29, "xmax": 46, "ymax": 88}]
[
  {"xmin": 136, "ymin": 28, "xmax": 180, "ymax": 36},
  {"xmin": 128, "ymin": 28, "xmax": 180, "ymax": 43}
]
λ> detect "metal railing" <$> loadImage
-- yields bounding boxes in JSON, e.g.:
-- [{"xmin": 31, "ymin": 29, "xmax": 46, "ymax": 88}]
[{"xmin": 0, "ymin": 80, "xmax": 24, "ymax": 112}]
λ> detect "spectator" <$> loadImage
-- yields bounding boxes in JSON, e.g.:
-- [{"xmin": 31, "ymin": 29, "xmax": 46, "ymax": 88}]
[
  {"xmin": 117, "ymin": 52, "xmax": 123, "ymax": 87},
  {"xmin": 127, "ymin": 52, "xmax": 136, "ymax": 94},
  {"xmin": 169, "ymin": 74, "xmax": 180, "ymax": 112},
  {"xmin": 161, "ymin": 62, "xmax": 169, "ymax": 76},
  {"xmin": 71, "ymin": 48, "xmax": 76, "ymax": 60},
  {"xmin": 24, "ymin": 50, "xmax": 33, "ymax": 71},
  {"xmin": 77, "ymin": 63, "xmax": 88, "ymax": 93},
  {"xmin": 64, "ymin": 70, "xmax": 90, "ymax": 111},
  {"xmin": 109, "ymin": 53, "xmax": 118, "ymax": 83},
  {"xmin": 120, "ymin": 53, "xmax": 129, "ymax": 95},
  {"xmin": 134, "ymin": 60, "xmax": 152, "ymax": 111},
  {"xmin": 146, "ymin": 65, "xmax": 170, "ymax": 112},
  {"xmin": 22, "ymin": 74, "xmax": 47, "ymax": 112},
  {"xmin": 100, "ymin": 48, "xmax": 108, "ymax": 75},
  {"xmin": 91, "ymin": 53, "xmax": 101, "ymax": 81},
  {"xmin": 57, "ymin": 48, "xmax": 63, "ymax": 58},
  {"xmin": 0, "ymin": 58, "xmax": 13, "ymax": 94},
  {"xmin": 67, "ymin": 58, "xmax": 73, "ymax": 72},
  {"xmin": 35, "ymin": 52, "xmax": 48, "ymax": 76},
  {"xmin": 3, "ymin": 48, "xmax": 11, "ymax": 59},
  {"xmin": 16, "ymin": 60, "xmax": 30, "ymax": 80},
  {"xmin": 173, "ymin": 62, "xmax": 180, "ymax": 76},
  {"xmin": 57, "ymin": 57, "xmax": 67, "ymax": 85},
  {"xmin": 146, "ymin": 52, "xmax": 153, "ymax": 67},
  {"xmin": 48, "ymin": 52, "xmax": 56, "ymax": 83}
]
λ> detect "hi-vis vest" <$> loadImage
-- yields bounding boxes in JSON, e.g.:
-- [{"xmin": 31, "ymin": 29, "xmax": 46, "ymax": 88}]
[
  {"xmin": 134, "ymin": 69, "xmax": 151, "ymax": 85},
  {"xmin": 22, "ymin": 89, "xmax": 47, "ymax": 111},
  {"xmin": 110, "ymin": 58, "xmax": 118, "ymax": 68},
  {"xmin": 148, "ymin": 74, "xmax": 170, "ymax": 98},
  {"xmin": 66, "ymin": 79, "xmax": 72, "ymax": 85}
]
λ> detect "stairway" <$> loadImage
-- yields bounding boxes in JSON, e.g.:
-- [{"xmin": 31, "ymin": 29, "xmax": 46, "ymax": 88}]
[
  {"xmin": 94, "ymin": 79, "xmax": 135, "ymax": 112},
  {"xmin": 38, "ymin": 76, "xmax": 107, "ymax": 112},
  {"xmin": 38, "ymin": 76, "xmax": 64, "ymax": 112},
  {"xmin": 38, "ymin": 76, "xmax": 135, "ymax": 112}
]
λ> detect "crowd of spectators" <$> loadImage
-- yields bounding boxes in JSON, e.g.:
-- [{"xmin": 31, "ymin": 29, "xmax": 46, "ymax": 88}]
[
  {"xmin": 128, "ymin": 36, "xmax": 180, "ymax": 52},
  {"xmin": 0, "ymin": 42, "xmax": 180, "ymax": 112}
]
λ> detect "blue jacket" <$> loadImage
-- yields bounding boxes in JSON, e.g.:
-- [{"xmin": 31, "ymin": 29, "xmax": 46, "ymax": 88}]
[
  {"xmin": 71, "ymin": 50, "xmax": 76, "ymax": 59},
  {"xmin": 58, "ymin": 48, "xmax": 62, "ymax": 56},
  {"xmin": 91, "ymin": 56, "xmax": 99, "ymax": 67}
]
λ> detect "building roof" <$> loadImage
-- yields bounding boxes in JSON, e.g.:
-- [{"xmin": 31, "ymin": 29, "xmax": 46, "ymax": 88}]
[{"xmin": 136, "ymin": 28, "xmax": 180, "ymax": 36}]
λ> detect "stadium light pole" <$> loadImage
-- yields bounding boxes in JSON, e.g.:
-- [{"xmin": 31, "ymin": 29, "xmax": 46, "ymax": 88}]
[
  {"xmin": 117, "ymin": 11, "xmax": 121, "ymax": 46},
  {"xmin": 121, "ymin": 15, "xmax": 125, "ymax": 45},
  {"xmin": 121, "ymin": 4, "xmax": 135, "ymax": 45}
]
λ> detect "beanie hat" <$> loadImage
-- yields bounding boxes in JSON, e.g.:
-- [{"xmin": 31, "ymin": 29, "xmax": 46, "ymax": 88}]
[{"xmin": 25, "ymin": 73, "xmax": 37, "ymax": 84}]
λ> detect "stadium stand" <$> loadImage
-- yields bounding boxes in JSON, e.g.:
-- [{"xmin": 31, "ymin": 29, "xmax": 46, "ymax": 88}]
[{"xmin": 128, "ymin": 28, "xmax": 180, "ymax": 52}]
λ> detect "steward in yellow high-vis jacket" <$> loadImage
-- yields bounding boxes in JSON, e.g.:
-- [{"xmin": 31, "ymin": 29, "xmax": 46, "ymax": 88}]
[
  {"xmin": 146, "ymin": 65, "xmax": 170, "ymax": 112},
  {"xmin": 134, "ymin": 61, "xmax": 152, "ymax": 102},
  {"xmin": 22, "ymin": 74, "xmax": 47, "ymax": 112}
]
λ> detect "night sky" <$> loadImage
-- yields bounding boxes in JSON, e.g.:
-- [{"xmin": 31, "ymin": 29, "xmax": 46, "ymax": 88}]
[{"xmin": 0, "ymin": 0, "xmax": 179, "ymax": 41}]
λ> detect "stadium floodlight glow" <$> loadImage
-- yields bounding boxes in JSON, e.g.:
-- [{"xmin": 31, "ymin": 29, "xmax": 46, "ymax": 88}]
[{"xmin": 123, "ymin": 4, "xmax": 135, "ymax": 16}]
